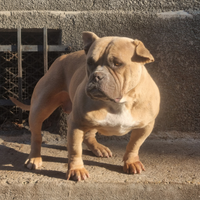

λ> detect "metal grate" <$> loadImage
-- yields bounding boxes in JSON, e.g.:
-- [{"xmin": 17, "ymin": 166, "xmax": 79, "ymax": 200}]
[
  {"xmin": 0, "ymin": 27, "xmax": 70, "ymax": 124},
  {"xmin": 0, "ymin": 51, "xmax": 19, "ymax": 122}
]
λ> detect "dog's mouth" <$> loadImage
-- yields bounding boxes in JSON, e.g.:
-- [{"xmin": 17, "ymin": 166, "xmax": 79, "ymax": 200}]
[{"xmin": 86, "ymin": 84, "xmax": 122, "ymax": 103}]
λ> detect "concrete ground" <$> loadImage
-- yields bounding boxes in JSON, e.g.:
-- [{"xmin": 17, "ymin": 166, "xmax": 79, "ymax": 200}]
[{"xmin": 0, "ymin": 128, "xmax": 200, "ymax": 200}]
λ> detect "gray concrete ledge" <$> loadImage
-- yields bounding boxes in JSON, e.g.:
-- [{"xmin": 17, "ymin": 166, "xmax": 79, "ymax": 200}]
[{"xmin": 0, "ymin": 131, "xmax": 200, "ymax": 199}]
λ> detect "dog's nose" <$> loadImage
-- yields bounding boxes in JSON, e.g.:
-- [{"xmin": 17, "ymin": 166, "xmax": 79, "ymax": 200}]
[{"xmin": 93, "ymin": 72, "xmax": 104, "ymax": 82}]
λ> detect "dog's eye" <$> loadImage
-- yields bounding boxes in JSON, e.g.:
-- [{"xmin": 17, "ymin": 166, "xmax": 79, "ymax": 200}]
[
  {"xmin": 113, "ymin": 61, "xmax": 123, "ymax": 67},
  {"xmin": 114, "ymin": 62, "xmax": 121, "ymax": 66}
]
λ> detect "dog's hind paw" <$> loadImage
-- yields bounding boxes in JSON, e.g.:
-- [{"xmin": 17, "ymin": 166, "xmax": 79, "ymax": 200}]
[
  {"xmin": 88, "ymin": 143, "xmax": 112, "ymax": 158},
  {"xmin": 24, "ymin": 157, "xmax": 42, "ymax": 170}
]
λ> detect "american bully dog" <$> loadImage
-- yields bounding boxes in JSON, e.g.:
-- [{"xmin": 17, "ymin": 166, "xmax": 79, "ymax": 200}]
[{"xmin": 10, "ymin": 32, "xmax": 160, "ymax": 181}]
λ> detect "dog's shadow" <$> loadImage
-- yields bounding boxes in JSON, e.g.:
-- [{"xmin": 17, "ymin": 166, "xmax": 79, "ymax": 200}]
[
  {"xmin": 83, "ymin": 149, "xmax": 123, "ymax": 173},
  {"xmin": 0, "ymin": 144, "xmax": 123, "ymax": 180}
]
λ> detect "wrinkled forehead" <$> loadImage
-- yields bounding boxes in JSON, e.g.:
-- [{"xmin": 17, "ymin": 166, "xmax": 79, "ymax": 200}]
[{"xmin": 88, "ymin": 37, "xmax": 135, "ymax": 61}]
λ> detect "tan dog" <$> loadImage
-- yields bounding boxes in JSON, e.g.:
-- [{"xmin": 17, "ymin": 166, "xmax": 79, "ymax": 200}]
[{"xmin": 10, "ymin": 32, "xmax": 160, "ymax": 181}]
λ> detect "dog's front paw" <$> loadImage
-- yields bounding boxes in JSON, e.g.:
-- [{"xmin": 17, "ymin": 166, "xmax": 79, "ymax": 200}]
[
  {"xmin": 123, "ymin": 160, "xmax": 145, "ymax": 174},
  {"xmin": 123, "ymin": 156, "xmax": 145, "ymax": 174},
  {"xmin": 24, "ymin": 157, "xmax": 42, "ymax": 170},
  {"xmin": 66, "ymin": 167, "xmax": 90, "ymax": 181}
]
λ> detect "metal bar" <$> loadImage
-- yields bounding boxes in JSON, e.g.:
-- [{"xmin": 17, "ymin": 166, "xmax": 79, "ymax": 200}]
[
  {"xmin": 48, "ymin": 45, "xmax": 71, "ymax": 52},
  {"xmin": 0, "ymin": 45, "xmax": 17, "ymax": 51},
  {"xmin": 17, "ymin": 25, "xmax": 22, "ymax": 123},
  {"xmin": 0, "ymin": 45, "xmax": 71, "ymax": 52},
  {"xmin": 0, "ymin": 99, "xmax": 15, "ymax": 106},
  {"xmin": 43, "ymin": 26, "xmax": 48, "ymax": 74},
  {"xmin": 22, "ymin": 45, "xmax": 43, "ymax": 52},
  {"xmin": 0, "ymin": 99, "xmax": 31, "ymax": 106}
]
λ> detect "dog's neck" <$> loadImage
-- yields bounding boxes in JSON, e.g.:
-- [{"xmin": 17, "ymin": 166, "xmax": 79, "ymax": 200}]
[{"xmin": 98, "ymin": 99, "xmax": 126, "ymax": 115}]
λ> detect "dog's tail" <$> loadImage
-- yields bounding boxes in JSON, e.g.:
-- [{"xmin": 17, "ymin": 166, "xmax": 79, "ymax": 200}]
[{"xmin": 9, "ymin": 97, "xmax": 30, "ymax": 111}]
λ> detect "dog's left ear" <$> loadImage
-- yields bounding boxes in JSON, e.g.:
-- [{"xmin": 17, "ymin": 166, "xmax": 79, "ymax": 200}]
[
  {"xmin": 82, "ymin": 31, "xmax": 99, "ymax": 54},
  {"xmin": 133, "ymin": 40, "xmax": 154, "ymax": 64}
]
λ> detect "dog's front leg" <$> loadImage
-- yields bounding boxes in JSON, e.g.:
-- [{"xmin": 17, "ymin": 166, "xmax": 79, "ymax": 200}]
[
  {"xmin": 123, "ymin": 120, "xmax": 155, "ymax": 174},
  {"xmin": 66, "ymin": 120, "xmax": 89, "ymax": 181}
]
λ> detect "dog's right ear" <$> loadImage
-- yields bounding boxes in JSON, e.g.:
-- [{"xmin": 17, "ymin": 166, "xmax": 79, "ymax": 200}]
[{"xmin": 82, "ymin": 31, "xmax": 99, "ymax": 54}]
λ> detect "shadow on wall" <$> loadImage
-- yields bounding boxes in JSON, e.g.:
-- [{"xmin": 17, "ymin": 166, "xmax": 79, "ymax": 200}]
[{"xmin": 129, "ymin": 16, "xmax": 200, "ymax": 132}]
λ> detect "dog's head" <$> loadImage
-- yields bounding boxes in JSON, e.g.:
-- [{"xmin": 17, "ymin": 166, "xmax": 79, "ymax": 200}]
[{"xmin": 83, "ymin": 31, "xmax": 154, "ymax": 103}]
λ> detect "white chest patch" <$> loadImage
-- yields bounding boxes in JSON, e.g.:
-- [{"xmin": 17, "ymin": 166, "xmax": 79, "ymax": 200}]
[{"xmin": 96, "ymin": 107, "xmax": 140, "ymax": 136}]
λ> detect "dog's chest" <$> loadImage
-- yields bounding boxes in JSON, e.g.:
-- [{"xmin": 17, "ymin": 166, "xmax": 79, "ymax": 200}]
[{"xmin": 95, "ymin": 108, "xmax": 140, "ymax": 136}]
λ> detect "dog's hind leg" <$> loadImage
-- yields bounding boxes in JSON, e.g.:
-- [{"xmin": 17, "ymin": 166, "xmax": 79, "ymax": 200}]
[
  {"xmin": 25, "ymin": 91, "xmax": 71, "ymax": 170},
  {"xmin": 84, "ymin": 129, "xmax": 112, "ymax": 158}
]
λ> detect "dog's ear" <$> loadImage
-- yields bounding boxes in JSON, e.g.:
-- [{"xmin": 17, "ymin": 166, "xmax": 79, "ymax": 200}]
[
  {"xmin": 82, "ymin": 31, "xmax": 99, "ymax": 54},
  {"xmin": 133, "ymin": 40, "xmax": 154, "ymax": 64}
]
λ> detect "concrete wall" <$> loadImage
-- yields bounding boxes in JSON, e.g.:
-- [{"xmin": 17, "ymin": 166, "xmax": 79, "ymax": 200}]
[
  {"xmin": 0, "ymin": 0, "xmax": 199, "ymax": 12},
  {"xmin": 0, "ymin": 1, "xmax": 199, "ymax": 132}
]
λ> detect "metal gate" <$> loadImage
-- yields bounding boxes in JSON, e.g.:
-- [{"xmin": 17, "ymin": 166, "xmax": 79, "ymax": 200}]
[{"xmin": 0, "ymin": 26, "xmax": 71, "ymax": 124}]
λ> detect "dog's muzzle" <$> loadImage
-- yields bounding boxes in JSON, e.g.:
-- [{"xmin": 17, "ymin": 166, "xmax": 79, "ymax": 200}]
[
  {"xmin": 86, "ymin": 72, "xmax": 106, "ymax": 98},
  {"xmin": 86, "ymin": 72, "xmax": 122, "ymax": 103}
]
